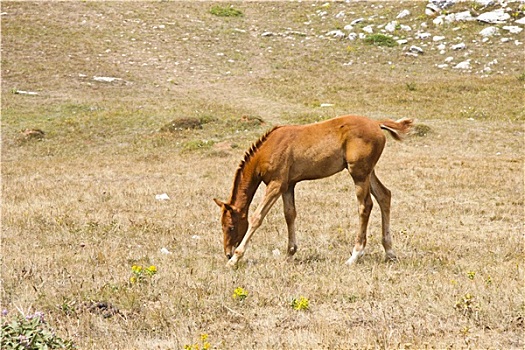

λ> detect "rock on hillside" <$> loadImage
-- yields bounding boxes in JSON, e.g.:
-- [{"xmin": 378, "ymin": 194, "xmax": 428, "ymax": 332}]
[{"xmin": 317, "ymin": 0, "xmax": 524, "ymax": 76}]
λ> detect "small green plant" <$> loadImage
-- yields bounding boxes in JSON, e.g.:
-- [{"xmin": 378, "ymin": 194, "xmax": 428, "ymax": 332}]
[
  {"xmin": 1, "ymin": 310, "xmax": 75, "ymax": 349},
  {"xmin": 184, "ymin": 333, "xmax": 211, "ymax": 350},
  {"xmin": 405, "ymin": 82, "xmax": 417, "ymax": 91},
  {"xmin": 232, "ymin": 287, "xmax": 248, "ymax": 301},
  {"xmin": 454, "ymin": 293, "xmax": 481, "ymax": 319},
  {"xmin": 210, "ymin": 5, "xmax": 243, "ymax": 17},
  {"xmin": 129, "ymin": 264, "xmax": 157, "ymax": 284},
  {"xmin": 518, "ymin": 72, "xmax": 525, "ymax": 82},
  {"xmin": 466, "ymin": 271, "xmax": 476, "ymax": 280},
  {"xmin": 291, "ymin": 296, "xmax": 310, "ymax": 311},
  {"xmin": 412, "ymin": 124, "xmax": 432, "ymax": 137},
  {"xmin": 364, "ymin": 34, "xmax": 397, "ymax": 47},
  {"xmin": 182, "ymin": 139, "xmax": 215, "ymax": 152}
]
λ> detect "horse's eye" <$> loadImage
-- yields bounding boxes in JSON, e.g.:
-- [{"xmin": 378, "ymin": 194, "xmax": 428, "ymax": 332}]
[{"xmin": 229, "ymin": 227, "xmax": 235, "ymax": 232}]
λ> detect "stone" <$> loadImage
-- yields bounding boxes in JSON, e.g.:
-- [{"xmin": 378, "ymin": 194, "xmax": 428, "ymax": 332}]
[
  {"xmin": 326, "ymin": 30, "xmax": 346, "ymax": 39},
  {"xmin": 451, "ymin": 42, "xmax": 466, "ymax": 50},
  {"xmin": 477, "ymin": 9, "xmax": 511, "ymax": 24},
  {"xmin": 409, "ymin": 45, "xmax": 424, "ymax": 54},
  {"xmin": 362, "ymin": 25, "xmax": 374, "ymax": 34},
  {"xmin": 454, "ymin": 59, "xmax": 471, "ymax": 69},
  {"xmin": 385, "ymin": 21, "xmax": 398, "ymax": 33},
  {"xmin": 479, "ymin": 26, "xmax": 499, "ymax": 37},
  {"xmin": 502, "ymin": 26, "xmax": 523, "ymax": 34},
  {"xmin": 397, "ymin": 10, "xmax": 411, "ymax": 19}
]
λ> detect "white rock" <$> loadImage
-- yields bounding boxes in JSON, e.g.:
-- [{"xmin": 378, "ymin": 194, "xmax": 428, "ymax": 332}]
[
  {"xmin": 502, "ymin": 26, "xmax": 523, "ymax": 34},
  {"xmin": 426, "ymin": 4, "xmax": 441, "ymax": 17},
  {"xmin": 433, "ymin": 16, "xmax": 445, "ymax": 25},
  {"xmin": 397, "ymin": 39, "xmax": 408, "ymax": 45},
  {"xmin": 437, "ymin": 64, "xmax": 449, "ymax": 68},
  {"xmin": 14, "ymin": 90, "xmax": 38, "ymax": 95},
  {"xmin": 444, "ymin": 56, "xmax": 454, "ymax": 63},
  {"xmin": 451, "ymin": 42, "xmax": 466, "ymax": 50},
  {"xmin": 348, "ymin": 32, "xmax": 358, "ymax": 40},
  {"xmin": 400, "ymin": 25, "xmax": 412, "ymax": 31},
  {"xmin": 351, "ymin": 18, "xmax": 364, "ymax": 25},
  {"xmin": 272, "ymin": 249, "xmax": 281, "ymax": 257},
  {"xmin": 344, "ymin": 24, "xmax": 354, "ymax": 31},
  {"xmin": 155, "ymin": 193, "xmax": 170, "ymax": 201},
  {"xmin": 409, "ymin": 45, "xmax": 424, "ymax": 54},
  {"xmin": 320, "ymin": 103, "xmax": 335, "ymax": 107},
  {"xmin": 261, "ymin": 31, "xmax": 274, "ymax": 37},
  {"xmin": 477, "ymin": 9, "xmax": 511, "ymax": 24},
  {"xmin": 397, "ymin": 10, "xmax": 411, "ymax": 19},
  {"xmin": 438, "ymin": 43, "xmax": 447, "ymax": 50},
  {"xmin": 416, "ymin": 32, "xmax": 432, "ymax": 39},
  {"xmin": 454, "ymin": 59, "xmax": 471, "ymax": 69},
  {"xmin": 501, "ymin": 37, "xmax": 510, "ymax": 43},
  {"xmin": 93, "ymin": 76, "xmax": 122, "ymax": 83},
  {"xmin": 480, "ymin": 26, "xmax": 499, "ymax": 37},
  {"xmin": 160, "ymin": 247, "xmax": 172, "ymax": 255},
  {"xmin": 432, "ymin": 0, "xmax": 457, "ymax": 9},
  {"xmin": 326, "ymin": 30, "xmax": 346, "ymax": 38},
  {"xmin": 358, "ymin": 33, "xmax": 367, "ymax": 40},
  {"xmin": 433, "ymin": 35, "xmax": 446, "ymax": 41},
  {"xmin": 191, "ymin": 235, "xmax": 201, "ymax": 240},
  {"xmin": 515, "ymin": 17, "xmax": 525, "ymax": 25},
  {"xmin": 362, "ymin": 25, "xmax": 374, "ymax": 34},
  {"xmin": 385, "ymin": 21, "xmax": 398, "ymax": 33},
  {"xmin": 453, "ymin": 11, "xmax": 475, "ymax": 22}
]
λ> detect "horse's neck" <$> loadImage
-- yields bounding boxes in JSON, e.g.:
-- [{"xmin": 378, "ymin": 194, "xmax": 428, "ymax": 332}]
[{"xmin": 230, "ymin": 163, "xmax": 261, "ymax": 214}]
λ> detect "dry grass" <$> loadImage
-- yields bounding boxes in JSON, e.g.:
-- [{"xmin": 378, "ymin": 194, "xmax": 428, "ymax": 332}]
[{"xmin": 1, "ymin": 1, "xmax": 524, "ymax": 349}]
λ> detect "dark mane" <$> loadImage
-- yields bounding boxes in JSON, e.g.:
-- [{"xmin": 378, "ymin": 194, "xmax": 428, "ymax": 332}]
[{"xmin": 229, "ymin": 126, "xmax": 281, "ymax": 203}]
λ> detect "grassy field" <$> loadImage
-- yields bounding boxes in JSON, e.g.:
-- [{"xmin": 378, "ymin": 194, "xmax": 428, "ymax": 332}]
[{"xmin": 1, "ymin": 1, "xmax": 524, "ymax": 349}]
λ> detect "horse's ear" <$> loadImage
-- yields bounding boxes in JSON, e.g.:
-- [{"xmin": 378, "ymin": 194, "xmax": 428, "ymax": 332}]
[{"xmin": 213, "ymin": 198, "xmax": 224, "ymax": 208}]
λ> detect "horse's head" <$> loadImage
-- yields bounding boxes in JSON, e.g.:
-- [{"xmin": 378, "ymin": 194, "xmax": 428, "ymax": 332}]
[{"xmin": 213, "ymin": 199, "xmax": 248, "ymax": 259}]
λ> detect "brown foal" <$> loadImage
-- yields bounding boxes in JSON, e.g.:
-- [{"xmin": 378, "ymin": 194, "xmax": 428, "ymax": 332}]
[{"xmin": 214, "ymin": 115, "xmax": 413, "ymax": 267}]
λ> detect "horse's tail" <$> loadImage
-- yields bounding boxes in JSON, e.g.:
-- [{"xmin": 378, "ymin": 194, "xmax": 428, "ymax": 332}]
[{"xmin": 379, "ymin": 117, "xmax": 414, "ymax": 141}]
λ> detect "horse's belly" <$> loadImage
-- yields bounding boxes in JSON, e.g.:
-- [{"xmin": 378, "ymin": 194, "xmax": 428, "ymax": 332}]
[{"xmin": 290, "ymin": 154, "xmax": 346, "ymax": 182}]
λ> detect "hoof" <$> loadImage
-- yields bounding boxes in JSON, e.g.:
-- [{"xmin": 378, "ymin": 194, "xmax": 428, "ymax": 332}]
[
  {"xmin": 287, "ymin": 244, "xmax": 298, "ymax": 256},
  {"xmin": 385, "ymin": 251, "xmax": 397, "ymax": 262},
  {"xmin": 385, "ymin": 254, "xmax": 398, "ymax": 263},
  {"xmin": 226, "ymin": 258, "xmax": 238, "ymax": 268}
]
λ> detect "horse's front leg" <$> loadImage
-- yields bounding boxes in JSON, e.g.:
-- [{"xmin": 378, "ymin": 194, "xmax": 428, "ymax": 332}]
[
  {"xmin": 282, "ymin": 184, "xmax": 297, "ymax": 257},
  {"xmin": 227, "ymin": 182, "xmax": 283, "ymax": 267}
]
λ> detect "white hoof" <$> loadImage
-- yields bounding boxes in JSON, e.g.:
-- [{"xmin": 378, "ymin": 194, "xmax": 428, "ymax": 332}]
[{"xmin": 345, "ymin": 248, "xmax": 364, "ymax": 266}]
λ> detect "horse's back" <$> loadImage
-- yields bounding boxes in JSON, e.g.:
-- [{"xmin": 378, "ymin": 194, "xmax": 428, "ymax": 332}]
[{"xmin": 258, "ymin": 116, "xmax": 384, "ymax": 183}]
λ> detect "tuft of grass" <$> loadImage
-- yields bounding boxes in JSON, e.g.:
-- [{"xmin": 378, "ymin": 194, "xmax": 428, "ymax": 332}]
[
  {"xmin": 412, "ymin": 124, "xmax": 432, "ymax": 137},
  {"xmin": 364, "ymin": 33, "xmax": 397, "ymax": 47},
  {"xmin": 210, "ymin": 5, "xmax": 243, "ymax": 17},
  {"xmin": 182, "ymin": 139, "xmax": 215, "ymax": 152}
]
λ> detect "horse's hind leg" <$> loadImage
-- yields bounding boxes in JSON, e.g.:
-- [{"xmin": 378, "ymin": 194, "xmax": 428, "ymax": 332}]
[
  {"xmin": 282, "ymin": 184, "xmax": 298, "ymax": 257},
  {"xmin": 370, "ymin": 170, "xmax": 396, "ymax": 262},
  {"xmin": 345, "ymin": 174, "xmax": 373, "ymax": 266}
]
